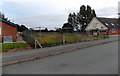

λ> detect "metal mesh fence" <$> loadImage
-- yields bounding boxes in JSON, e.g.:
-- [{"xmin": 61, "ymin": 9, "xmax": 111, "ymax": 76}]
[
  {"xmin": 22, "ymin": 30, "xmax": 109, "ymax": 49},
  {"xmin": 22, "ymin": 30, "xmax": 35, "ymax": 48}
]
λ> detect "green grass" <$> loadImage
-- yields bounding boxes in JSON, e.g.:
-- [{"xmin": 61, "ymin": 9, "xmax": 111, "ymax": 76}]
[
  {"xmin": 0, "ymin": 43, "xmax": 2, "ymax": 52},
  {"xmin": 92, "ymin": 35, "xmax": 109, "ymax": 40},
  {"xmin": 1, "ymin": 43, "xmax": 28, "ymax": 52}
]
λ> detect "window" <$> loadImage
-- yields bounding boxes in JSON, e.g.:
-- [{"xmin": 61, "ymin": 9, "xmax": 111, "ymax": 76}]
[
  {"xmin": 112, "ymin": 29, "xmax": 116, "ymax": 33},
  {"xmin": 99, "ymin": 30, "xmax": 107, "ymax": 34},
  {"xmin": 105, "ymin": 23, "xmax": 108, "ymax": 26},
  {"xmin": 111, "ymin": 23, "xmax": 115, "ymax": 26}
]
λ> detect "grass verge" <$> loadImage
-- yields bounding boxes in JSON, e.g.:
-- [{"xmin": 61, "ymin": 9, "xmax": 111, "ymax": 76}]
[{"xmin": 1, "ymin": 43, "xmax": 28, "ymax": 52}]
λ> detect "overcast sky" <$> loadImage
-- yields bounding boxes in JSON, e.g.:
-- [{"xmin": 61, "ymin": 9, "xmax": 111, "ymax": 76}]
[{"xmin": 0, "ymin": 0, "xmax": 119, "ymax": 30}]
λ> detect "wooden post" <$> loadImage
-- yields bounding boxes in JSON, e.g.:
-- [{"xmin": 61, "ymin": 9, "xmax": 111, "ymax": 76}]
[
  {"xmin": 63, "ymin": 33, "xmax": 65, "ymax": 44},
  {"xmin": 35, "ymin": 38, "xmax": 37, "ymax": 49}
]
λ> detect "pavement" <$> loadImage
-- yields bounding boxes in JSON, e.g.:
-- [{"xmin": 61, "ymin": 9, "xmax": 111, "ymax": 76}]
[
  {"xmin": 1, "ymin": 36, "xmax": 119, "ymax": 66},
  {"xmin": 2, "ymin": 39, "xmax": 118, "ymax": 74}
]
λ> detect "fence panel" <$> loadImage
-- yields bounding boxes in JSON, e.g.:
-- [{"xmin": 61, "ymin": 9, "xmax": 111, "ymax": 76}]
[{"xmin": 22, "ymin": 30, "xmax": 36, "ymax": 48}]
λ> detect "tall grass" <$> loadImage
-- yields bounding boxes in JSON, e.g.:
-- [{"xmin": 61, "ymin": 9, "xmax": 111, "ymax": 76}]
[
  {"xmin": 37, "ymin": 34, "xmax": 63, "ymax": 46},
  {"xmin": 32, "ymin": 33, "xmax": 109, "ymax": 47},
  {"xmin": 33, "ymin": 33, "xmax": 87, "ymax": 47}
]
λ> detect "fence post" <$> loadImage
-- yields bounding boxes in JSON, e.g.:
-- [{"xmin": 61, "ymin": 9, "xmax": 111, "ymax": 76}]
[
  {"xmin": 62, "ymin": 33, "xmax": 65, "ymax": 44},
  {"xmin": 35, "ymin": 38, "xmax": 37, "ymax": 49},
  {"xmin": 76, "ymin": 31, "xmax": 79, "ymax": 42},
  {"xmin": 36, "ymin": 39, "xmax": 42, "ymax": 48}
]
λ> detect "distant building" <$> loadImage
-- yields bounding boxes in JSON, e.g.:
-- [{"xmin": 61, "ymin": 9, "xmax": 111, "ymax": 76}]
[
  {"xmin": 85, "ymin": 17, "xmax": 119, "ymax": 35},
  {"xmin": 0, "ymin": 18, "xmax": 17, "ymax": 43}
]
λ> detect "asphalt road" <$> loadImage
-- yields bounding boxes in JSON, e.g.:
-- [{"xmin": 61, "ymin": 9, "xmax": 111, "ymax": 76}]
[
  {"xmin": 2, "ymin": 41, "xmax": 118, "ymax": 74},
  {"xmin": 2, "ymin": 36, "xmax": 118, "ymax": 63}
]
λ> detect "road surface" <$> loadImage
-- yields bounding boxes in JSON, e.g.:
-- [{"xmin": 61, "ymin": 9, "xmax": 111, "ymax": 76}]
[
  {"xmin": 2, "ymin": 36, "xmax": 118, "ymax": 63},
  {"xmin": 2, "ymin": 41, "xmax": 118, "ymax": 74}
]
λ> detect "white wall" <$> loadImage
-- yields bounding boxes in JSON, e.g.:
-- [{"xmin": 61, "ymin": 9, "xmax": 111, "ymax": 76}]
[{"xmin": 85, "ymin": 17, "xmax": 108, "ymax": 30}]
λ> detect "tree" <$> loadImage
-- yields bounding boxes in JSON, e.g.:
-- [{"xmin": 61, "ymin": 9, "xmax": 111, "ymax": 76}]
[
  {"xmin": 78, "ymin": 5, "xmax": 96, "ymax": 31},
  {"xmin": 41, "ymin": 28, "xmax": 48, "ymax": 32},
  {"xmin": 68, "ymin": 13, "xmax": 73, "ymax": 24},
  {"xmin": 80, "ymin": 5, "xmax": 86, "ymax": 19},
  {"xmin": 0, "ymin": 11, "xmax": 5, "ymax": 19},
  {"xmin": 66, "ymin": 5, "xmax": 96, "ymax": 32},
  {"xmin": 16, "ymin": 24, "xmax": 21, "ymax": 32},
  {"xmin": 55, "ymin": 28, "xmax": 62, "ymax": 32},
  {"xmin": 0, "ymin": 11, "xmax": 8, "ymax": 21},
  {"xmin": 44, "ymin": 28, "xmax": 48, "ymax": 32},
  {"xmin": 62, "ymin": 23, "xmax": 74, "ymax": 32},
  {"xmin": 86, "ymin": 5, "xmax": 92, "ymax": 23},
  {"xmin": 19, "ymin": 25, "xmax": 28, "ymax": 32}
]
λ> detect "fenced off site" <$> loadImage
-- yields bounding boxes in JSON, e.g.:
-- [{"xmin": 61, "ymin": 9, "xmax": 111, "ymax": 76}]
[{"xmin": 22, "ymin": 30, "xmax": 109, "ymax": 49}]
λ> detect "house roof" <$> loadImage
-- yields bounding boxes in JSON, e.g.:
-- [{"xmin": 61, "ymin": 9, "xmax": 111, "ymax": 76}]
[
  {"xmin": 0, "ymin": 18, "xmax": 17, "ymax": 27},
  {"xmin": 96, "ymin": 17, "xmax": 119, "ymax": 29}
]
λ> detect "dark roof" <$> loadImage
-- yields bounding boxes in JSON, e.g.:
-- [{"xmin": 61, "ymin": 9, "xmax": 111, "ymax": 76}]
[
  {"xmin": 0, "ymin": 18, "xmax": 17, "ymax": 27},
  {"xmin": 96, "ymin": 17, "xmax": 119, "ymax": 29}
]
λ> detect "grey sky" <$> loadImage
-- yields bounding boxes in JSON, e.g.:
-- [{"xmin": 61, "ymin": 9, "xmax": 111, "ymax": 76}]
[{"xmin": 0, "ymin": 0, "xmax": 119, "ymax": 30}]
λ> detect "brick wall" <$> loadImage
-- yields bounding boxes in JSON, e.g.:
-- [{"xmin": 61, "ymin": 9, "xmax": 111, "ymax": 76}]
[
  {"xmin": 108, "ymin": 29, "xmax": 120, "ymax": 35},
  {"xmin": 0, "ymin": 21, "xmax": 17, "ymax": 42}
]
